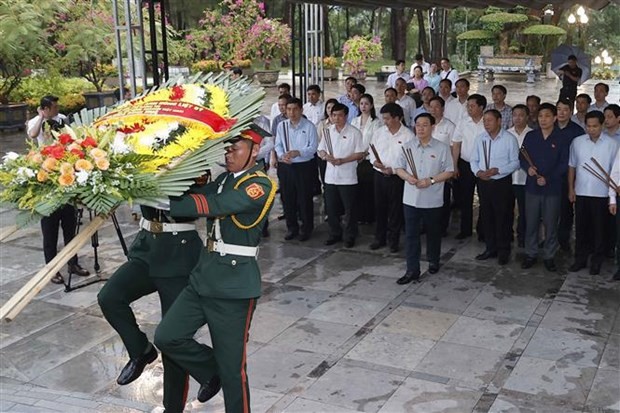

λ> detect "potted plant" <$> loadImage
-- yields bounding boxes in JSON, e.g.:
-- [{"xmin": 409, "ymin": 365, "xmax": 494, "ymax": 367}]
[
  {"xmin": 238, "ymin": 17, "xmax": 292, "ymax": 86},
  {"xmin": 54, "ymin": 1, "xmax": 119, "ymax": 109},
  {"xmin": 310, "ymin": 56, "xmax": 339, "ymax": 80},
  {"xmin": 0, "ymin": 0, "xmax": 59, "ymax": 130},
  {"xmin": 342, "ymin": 36, "xmax": 382, "ymax": 79}
]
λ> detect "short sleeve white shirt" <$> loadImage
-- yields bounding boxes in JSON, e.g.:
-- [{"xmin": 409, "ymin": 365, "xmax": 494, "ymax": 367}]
[{"xmin": 318, "ymin": 124, "xmax": 365, "ymax": 185}]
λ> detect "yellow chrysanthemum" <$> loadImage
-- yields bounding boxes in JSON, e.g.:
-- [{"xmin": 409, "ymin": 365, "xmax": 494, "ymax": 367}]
[{"xmin": 205, "ymin": 85, "xmax": 229, "ymax": 118}]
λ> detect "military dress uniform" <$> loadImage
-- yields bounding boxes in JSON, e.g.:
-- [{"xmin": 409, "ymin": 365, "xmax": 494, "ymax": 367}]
[
  {"xmin": 97, "ymin": 206, "xmax": 202, "ymax": 413},
  {"xmin": 154, "ymin": 163, "xmax": 276, "ymax": 413}
]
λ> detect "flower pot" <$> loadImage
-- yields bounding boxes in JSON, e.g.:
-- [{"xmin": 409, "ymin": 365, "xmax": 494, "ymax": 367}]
[
  {"xmin": 0, "ymin": 103, "xmax": 28, "ymax": 131},
  {"xmin": 82, "ymin": 91, "xmax": 118, "ymax": 109},
  {"xmin": 322, "ymin": 68, "xmax": 338, "ymax": 81},
  {"xmin": 254, "ymin": 70, "xmax": 280, "ymax": 86}
]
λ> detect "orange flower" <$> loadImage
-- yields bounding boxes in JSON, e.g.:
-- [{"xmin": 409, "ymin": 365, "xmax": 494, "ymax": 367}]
[
  {"xmin": 30, "ymin": 153, "xmax": 43, "ymax": 164},
  {"xmin": 59, "ymin": 162, "xmax": 74, "ymax": 175},
  {"xmin": 75, "ymin": 159, "xmax": 93, "ymax": 171},
  {"xmin": 58, "ymin": 173, "xmax": 75, "ymax": 186},
  {"xmin": 36, "ymin": 170, "xmax": 48, "ymax": 182},
  {"xmin": 95, "ymin": 158, "xmax": 110, "ymax": 170},
  {"xmin": 42, "ymin": 157, "xmax": 58, "ymax": 171},
  {"xmin": 90, "ymin": 148, "xmax": 107, "ymax": 159}
]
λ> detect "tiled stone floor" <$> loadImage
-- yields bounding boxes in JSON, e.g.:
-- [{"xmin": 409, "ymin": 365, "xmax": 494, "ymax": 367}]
[{"xmin": 1, "ymin": 76, "xmax": 619, "ymax": 412}]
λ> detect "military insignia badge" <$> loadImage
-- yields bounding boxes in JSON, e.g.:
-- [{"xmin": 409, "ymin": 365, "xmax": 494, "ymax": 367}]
[{"xmin": 245, "ymin": 183, "xmax": 265, "ymax": 199}]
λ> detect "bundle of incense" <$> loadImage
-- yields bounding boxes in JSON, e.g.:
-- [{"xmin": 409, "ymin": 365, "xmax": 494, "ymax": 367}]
[
  {"xmin": 283, "ymin": 122, "xmax": 291, "ymax": 152},
  {"xmin": 402, "ymin": 146, "xmax": 418, "ymax": 179},
  {"xmin": 324, "ymin": 128, "xmax": 334, "ymax": 156},
  {"xmin": 482, "ymin": 140, "xmax": 491, "ymax": 170},
  {"xmin": 369, "ymin": 143, "xmax": 382, "ymax": 165},
  {"xmin": 519, "ymin": 146, "xmax": 542, "ymax": 178},
  {"xmin": 584, "ymin": 157, "xmax": 619, "ymax": 191}
]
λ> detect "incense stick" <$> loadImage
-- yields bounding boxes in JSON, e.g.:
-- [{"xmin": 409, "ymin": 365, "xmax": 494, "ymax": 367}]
[
  {"xmin": 369, "ymin": 143, "xmax": 382, "ymax": 165},
  {"xmin": 590, "ymin": 157, "xmax": 619, "ymax": 190}
]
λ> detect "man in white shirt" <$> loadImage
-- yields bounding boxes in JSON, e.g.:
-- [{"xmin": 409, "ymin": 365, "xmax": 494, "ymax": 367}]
[
  {"xmin": 588, "ymin": 83, "xmax": 610, "ymax": 112},
  {"xmin": 303, "ymin": 84, "xmax": 325, "ymax": 126},
  {"xmin": 607, "ymin": 146, "xmax": 620, "ymax": 281},
  {"xmin": 269, "ymin": 83, "xmax": 291, "ymax": 121},
  {"xmin": 395, "ymin": 78, "xmax": 416, "ymax": 127},
  {"xmin": 439, "ymin": 58, "xmax": 459, "ymax": 93},
  {"xmin": 318, "ymin": 103, "xmax": 365, "ymax": 247},
  {"xmin": 572, "ymin": 93, "xmax": 591, "ymax": 130},
  {"xmin": 438, "ymin": 79, "xmax": 454, "ymax": 105},
  {"xmin": 451, "ymin": 94, "xmax": 486, "ymax": 240},
  {"xmin": 368, "ymin": 103, "xmax": 415, "ymax": 253},
  {"xmin": 444, "ymin": 78, "xmax": 469, "ymax": 124},
  {"xmin": 410, "ymin": 53, "xmax": 430, "ymax": 77},
  {"xmin": 26, "ymin": 95, "xmax": 89, "ymax": 284},
  {"xmin": 568, "ymin": 111, "xmax": 619, "ymax": 275},
  {"xmin": 395, "ymin": 113, "xmax": 454, "ymax": 284},
  {"xmin": 386, "ymin": 60, "xmax": 410, "ymax": 89},
  {"xmin": 429, "ymin": 96, "xmax": 456, "ymax": 236},
  {"xmin": 507, "ymin": 104, "xmax": 533, "ymax": 248}
]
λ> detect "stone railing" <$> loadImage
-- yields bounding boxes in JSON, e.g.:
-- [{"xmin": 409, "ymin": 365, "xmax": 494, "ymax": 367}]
[{"xmin": 477, "ymin": 55, "xmax": 543, "ymax": 83}]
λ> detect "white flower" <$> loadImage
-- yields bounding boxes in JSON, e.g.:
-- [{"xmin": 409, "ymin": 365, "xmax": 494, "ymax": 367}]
[
  {"xmin": 111, "ymin": 133, "xmax": 131, "ymax": 154},
  {"xmin": 2, "ymin": 152, "xmax": 19, "ymax": 163},
  {"xmin": 76, "ymin": 169, "xmax": 90, "ymax": 185},
  {"xmin": 16, "ymin": 167, "xmax": 35, "ymax": 178},
  {"xmin": 138, "ymin": 134, "xmax": 155, "ymax": 148}
]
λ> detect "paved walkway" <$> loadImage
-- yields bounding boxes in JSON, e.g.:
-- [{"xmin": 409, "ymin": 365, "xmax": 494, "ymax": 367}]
[{"xmin": 1, "ymin": 76, "xmax": 619, "ymax": 412}]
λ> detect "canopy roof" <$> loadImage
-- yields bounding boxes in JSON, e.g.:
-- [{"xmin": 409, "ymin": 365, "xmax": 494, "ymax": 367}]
[{"xmin": 300, "ymin": 0, "xmax": 618, "ymax": 10}]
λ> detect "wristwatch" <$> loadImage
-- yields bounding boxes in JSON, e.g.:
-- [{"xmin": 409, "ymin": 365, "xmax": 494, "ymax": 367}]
[{"xmin": 430, "ymin": 177, "xmax": 435, "ymax": 185}]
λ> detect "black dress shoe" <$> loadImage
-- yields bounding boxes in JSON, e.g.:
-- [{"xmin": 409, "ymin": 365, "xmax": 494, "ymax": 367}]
[
  {"xmin": 521, "ymin": 257, "xmax": 536, "ymax": 269},
  {"xmin": 475, "ymin": 251, "xmax": 497, "ymax": 261},
  {"xmin": 50, "ymin": 272, "xmax": 64, "ymax": 285},
  {"xmin": 428, "ymin": 263, "xmax": 439, "ymax": 274},
  {"xmin": 369, "ymin": 241, "xmax": 386, "ymax": 250},
  {"xmin": 589, "ymin": 263, "xmax": 601, "ymax": 275},
  {"xmin": 613, "ymin": 269, "xmax": 620, "ymax": 281},
  {"xmin": 298, "ymin": 233, "xmax": 311, "ymax": 242},
  {"xmin": 117, "ymin": 345, "xmax": 158, "ymax": 385},
  {"xmin": 197, "ymin": 375, "xmax": 222, "ymax": 403},
  {"xmin": 543, "ymin": 259, "xmax": 557, "ymax": 272},
  {"xmin": 498, "ymin": 256, "xmax": 509, "ymax": 265},
  {"xmin": 284, "ymin": 231, "xmax": 299, "ymax": 241},
  {"xmin": 396, "ymin": 271, "xmax": 420, "ymax": 285},
  {"xmin": 324, "ymin": 237, "xmax": 342, "ymax": 246},
  {"xmin": 568, "ymin": 262, "xmax": 586, "ymax": 272},
  {"xmin": 68, "ymin": 263, "xmax": 90, "ymax": 277},
  {"xmin": 455, "ymin": 232, "xmax": 471, "ymax": 240},
  {"xmin": 344, "ymin": 239, "xmax": 355, "ymax": 248}
]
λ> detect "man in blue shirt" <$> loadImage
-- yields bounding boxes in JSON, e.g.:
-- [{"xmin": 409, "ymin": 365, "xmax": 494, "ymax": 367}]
[
  {"xmin": 568, "ymin": 111, "xmax": 620, "ymax": 275},
  {"xmin": 520, "ymin": 103, "xmax": 568, "ymax": 272},
  {"xmin": 556, "ymin": 99, "xmax": 585, "ymax": 252},
  {"xmin": 470, "ymin": 109, "xmax": 520, "ymax": 265},
  {"xmin": 275, "ymin": 97, "xmax": 319, "ymax": 241}
]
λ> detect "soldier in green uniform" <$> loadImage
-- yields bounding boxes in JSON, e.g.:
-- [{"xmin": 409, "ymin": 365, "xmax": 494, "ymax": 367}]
[
  {"xmin": 154, "ymin": 127, "xmax": 276, "ymax": 413},
  {"xmin": 97, "ymin": 204, "xmax": 202, "ymax": 413}
]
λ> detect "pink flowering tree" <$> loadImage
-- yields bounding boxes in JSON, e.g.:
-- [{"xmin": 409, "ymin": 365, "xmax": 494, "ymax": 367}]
[
  {"xmin": 187, "ymin": 0, "xmax": 264, "ymax": 64},
  {"xmin": 342, "ymin": 35, "xmax": 383, "ymax": 76},
  {"xmin": 237, "ymin": 18, "xmax": 291, "ymax": 70}
]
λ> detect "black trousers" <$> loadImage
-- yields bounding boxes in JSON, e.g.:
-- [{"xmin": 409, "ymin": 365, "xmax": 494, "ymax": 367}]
[
  {"xmin": 441, "ymin": 181, "xmax": 452, "ymax": 234},
  {"xmin": 478, "ymin": 176, "xmax": 513, "ymax": 258},
  {"xmin": 512, "ymin": 184, "xmax": 526, "ymax": 244},
  {"xmin": 40, "ymin": 204, "xmax": 78, "ymax": 265},
  {"xmin": 404, "ymin": 205, "xmax": 442, "ymax": 274},
  {"xmin": 455, "ymin": 158, "xmax": 476, "ymax": 236},
  {"xmin": 574, "ymin": 196, "xmax": 609, "ymax": 267},
  {"xmin": 277, "ymin": 160, "xmax": 317, "ymax": 236},
  {"xmin": 357, "ymin": 160, "xmax": 375, "ymax": 224},
  {"xmin": 558, "ymin": 177, "xmax": 573, "ymax": 247},
  {"xmin": 325, "ymin": 184, "xmax": 358, "ymax": 241},
  {"xmin": 615, "ymin": 196, "xmax": 620, "ymax": 269},
  {"xmin": 373, "ymin": 171, "xmax": 404, "ymax": 247}
]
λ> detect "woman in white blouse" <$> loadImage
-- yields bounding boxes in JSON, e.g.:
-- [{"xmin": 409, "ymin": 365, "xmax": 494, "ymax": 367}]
[
  {"xmin": 317, "ymin": 98, "xmax": 338, "ymax": 214},
  {"xmin": 352, "ymin": 94, "xmax": 383, "ymax": 224}
]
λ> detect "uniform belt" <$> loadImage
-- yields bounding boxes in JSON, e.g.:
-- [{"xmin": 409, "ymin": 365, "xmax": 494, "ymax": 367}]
[
  {"xmin": 205, "ymin": 239, "xmax": 259, "ymax": 258},
  {"xmin": 139, "ymin": 218, "xmax": 195, "ymax": 233}
]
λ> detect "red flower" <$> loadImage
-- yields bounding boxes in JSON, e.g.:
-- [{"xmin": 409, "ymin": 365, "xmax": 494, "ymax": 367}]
[
  {"xmin": 58, "ymin": 133, "xmax": 74, "ymax": 145},
  {"xmin": 169, "ymin": 85, "xmax": 185, "ymax": 100},
  {"xmin": 81, "ymin": 136, "xmax": 98, "ymax": 148},
  {"xmin": 70, "ymin": 148, "xmax": 85, "ymax": 159},
  {"xmin": 41, "ymin": 144, "xmax": 66, "ymax": 159},
  {"xmin": 117, "ymin": 123, "xmax": 145, "ymax": 134}
]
